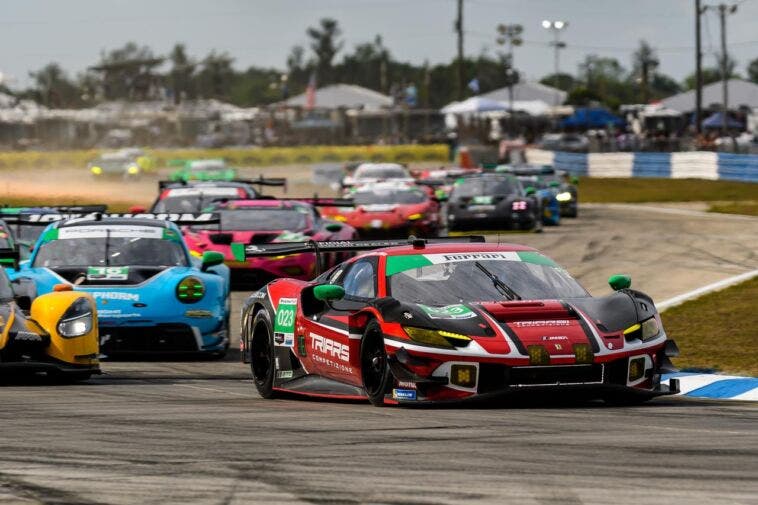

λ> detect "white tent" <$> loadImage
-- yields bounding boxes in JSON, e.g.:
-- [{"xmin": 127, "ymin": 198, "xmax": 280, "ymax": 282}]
[{"xmin": 441, "ymin": 97, "xmax": 508, "ymax": 114}]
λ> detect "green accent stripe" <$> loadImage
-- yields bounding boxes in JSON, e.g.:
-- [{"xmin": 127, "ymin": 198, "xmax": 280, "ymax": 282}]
[
  {"xmin": 517, "ymin": 251, "xmax": 558, "ymax": 267},
  {"xmin": 41, "ymin": 228, "xmax": 59, "ymax": 243},
  {"xmin": 385, "ymin": 255, "xmax": 433, "ymax": 276},
  {"xmin": 231, "ymin": 242, "xmax": 246, "ymax": 262}
]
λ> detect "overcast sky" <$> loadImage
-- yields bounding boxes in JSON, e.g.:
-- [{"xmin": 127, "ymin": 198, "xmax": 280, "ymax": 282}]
[{"xmin": 1, "ymin": 0, "xmax": 757, "ymax": 89}]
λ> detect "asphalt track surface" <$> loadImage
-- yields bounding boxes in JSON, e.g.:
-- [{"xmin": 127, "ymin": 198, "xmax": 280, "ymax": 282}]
[{"xmin": 1, "ymin": 205, "xmax": 757, "ymax": 504}]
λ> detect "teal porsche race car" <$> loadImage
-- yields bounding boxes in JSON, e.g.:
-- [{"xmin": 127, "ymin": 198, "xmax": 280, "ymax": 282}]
[{"xmin": 8, "ymin": 212, "xmax": 231, "ymax": 357}]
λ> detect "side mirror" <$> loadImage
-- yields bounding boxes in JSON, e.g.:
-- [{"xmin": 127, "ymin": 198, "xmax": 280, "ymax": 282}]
[
  {"xmin": 313, "ymin": 284, "xmax": 345, "ymax": 302},
  {"xmin": 325, "ymin": 223, "xmax": 343, "ymax": 232},
  {"xmin": 608, "ymin": 274, "xmax": 631, "ymax": 291},
  {"xmin": 524, "ymin": 186, "xmax": 536, "ymax": 196},
  {"xmin": 129, "ymin": 205, "xmax": 147, "ymax": 213},
  {"xmin": 201, "ymin": 251, "xmax": 225, "ymax": 271},
  {"xmin": 571, "ymin": 176, "xmax": 579, "ymax": 185}
]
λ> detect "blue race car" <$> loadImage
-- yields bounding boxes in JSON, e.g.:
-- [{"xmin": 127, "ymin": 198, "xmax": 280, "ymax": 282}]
[{"xmin": 9, "ymin": 213, "xmax": 231, "ymax": 357}]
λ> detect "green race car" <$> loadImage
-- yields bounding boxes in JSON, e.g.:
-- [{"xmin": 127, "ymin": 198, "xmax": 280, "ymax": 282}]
[{"xmin": 169, "ymin": 159, "xmax": 237, "ymax": 182}]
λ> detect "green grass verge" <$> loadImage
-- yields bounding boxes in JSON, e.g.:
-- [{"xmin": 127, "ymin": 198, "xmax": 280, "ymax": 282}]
[
  {"xmin": 662, "ymin": 276, "xmax": 758, "ymax": 376},
  {"xmin": 708, "ymin": 201, "xmax": 758, "ymax": 216},
  {"xmin": 579, "ymin": 177, "xmax": 758, "ymax": 203}
]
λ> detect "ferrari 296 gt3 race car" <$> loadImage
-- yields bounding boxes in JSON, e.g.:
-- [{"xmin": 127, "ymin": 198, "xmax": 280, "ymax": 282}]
[{"xmin": 238, "ymin": 238, "xmax": 680, "ymax": 406}]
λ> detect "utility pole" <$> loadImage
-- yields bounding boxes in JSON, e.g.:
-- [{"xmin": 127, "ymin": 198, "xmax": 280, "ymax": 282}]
[
  {"xmin": 717, "ymin": 3, "xmax": 736, "ymax": 135},
  {"xmin": 455, "ymin": 0, "xmax": 464, "ymax": 100},
  {"xmin": 695, "ymin": 0, "xmax": 703, "ymax": 135},
  {"xmin": 704, "ymin": 3, "xmax": 737, "ymax": 135}
]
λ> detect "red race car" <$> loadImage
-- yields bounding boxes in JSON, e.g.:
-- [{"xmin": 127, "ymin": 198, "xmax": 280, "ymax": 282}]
[
  {"xmin": 237, "ymin": 238, "xmax": 680, "ymax": 406},
  {"xmin": 321, "ymin": 182, "xmax": 442, "ymax": 239},
  {"xmin": 183, "ymin": 199, "xmax": 357, "ymax": 287}
]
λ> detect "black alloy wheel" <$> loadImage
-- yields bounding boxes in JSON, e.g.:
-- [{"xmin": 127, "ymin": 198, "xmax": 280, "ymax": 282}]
[
  {"xmin": 360, "ymin": 320, "xmax": 393, "ymax": 406},
  {"xmin": 250, "ymin": 310, "xmax": 277, "ymax": 398}
]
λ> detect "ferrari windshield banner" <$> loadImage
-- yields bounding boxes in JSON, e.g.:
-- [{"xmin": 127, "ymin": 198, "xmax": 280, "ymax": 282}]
[{"xmin": 385, "ymin": 251, "xmax": 558, "ymax": 276}]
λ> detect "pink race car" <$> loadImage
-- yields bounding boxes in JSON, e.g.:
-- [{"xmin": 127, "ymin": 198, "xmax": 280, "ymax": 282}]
[{"xmin": 182, "ymin": 199, "xmax": 357, "ymax": 287}]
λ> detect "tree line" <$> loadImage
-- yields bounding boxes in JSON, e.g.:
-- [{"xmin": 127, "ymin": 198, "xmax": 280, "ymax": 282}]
[{"xmin": 8, "ymin": 18, "xmax": 758, "ymax": 110}]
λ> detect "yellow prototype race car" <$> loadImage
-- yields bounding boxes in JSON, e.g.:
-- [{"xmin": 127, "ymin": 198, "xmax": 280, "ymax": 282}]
[{"xmin": 0, "ymin": 250, "xmax": 99, "ymax": 381}]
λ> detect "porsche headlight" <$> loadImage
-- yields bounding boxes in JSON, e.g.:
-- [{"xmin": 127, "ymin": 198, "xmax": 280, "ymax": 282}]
[
  {"xmin": 177, "ymin": 276, "xmax": 205, "ymax": 303},
  {"xmin": 403, "ymin": 326, "xmax": 470, "ymax": 348},
  {"xmin": 333, "ymin": 215, "xmax": 347, "ymax": 222},
  {"xmin": 91, "ymin": 166, "xmax": 102, "ymax": 175},
  {"xmin": 555, "ymin": 191, "xmax": 572, "ymax": 202},
  {"xmin": 407, "ymin": 213, "xmax": 424, "ymax": 221},
  {"xmin": 57, "ymin": 297, "xmax": 93, "ymax": 338},
  {"xmin": 127, "ymin": 164, "xmax": 140, "ymax": 175}
]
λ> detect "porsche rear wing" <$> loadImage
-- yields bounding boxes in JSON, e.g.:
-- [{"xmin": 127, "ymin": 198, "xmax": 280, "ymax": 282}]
[
  {"xmin": 6, "ymin": 212, "xmax": 221, "ymax": 226},
  {"xmin": 231, "ymin": 235, "xmax": 486, "ymax": 273}
]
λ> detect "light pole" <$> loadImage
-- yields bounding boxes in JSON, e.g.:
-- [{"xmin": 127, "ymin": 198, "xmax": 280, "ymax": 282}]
[
  {"xmin": 541, "ymin": 19, "xmax": 568, "ymax": 105},
  {"xmin": 496, "ymin": 23, "xmax": 523, "ymax": 114}
]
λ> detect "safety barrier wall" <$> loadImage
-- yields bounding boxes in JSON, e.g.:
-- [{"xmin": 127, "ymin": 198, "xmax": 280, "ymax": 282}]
[{"xmin": 526, "ymin": 148, "xmax": 758, "ymax": 182}]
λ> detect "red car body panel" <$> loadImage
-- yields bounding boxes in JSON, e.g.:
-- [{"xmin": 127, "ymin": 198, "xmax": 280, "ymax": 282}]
[{"xmin": 241, "ymin": 243, "xmax": 678, "ymax": 405}]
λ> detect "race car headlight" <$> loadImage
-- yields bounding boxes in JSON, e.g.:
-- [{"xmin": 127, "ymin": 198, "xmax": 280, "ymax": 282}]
[
  {"xmin": 177, "ymin": 276, "xmax": 205, "ymax": 303},
  {"xmin": 57, "ymin": 297, "xmax": 93, "ymax": 338},
  {"xmin": 640, "ymin": 317, "xmax": 660, "ymax": 341},
  {"xmin": 90, "ymin": 166, "xmax": 102, "ymax": 175},
  {"xmin": 623, "ymin": 317, "xmax": 660, "ymax": 342},
  {"xmin": 333, "ymin": 215, "xmax": 347, "ymax": 222},
  {"xmin": 403, "ymin": 326, "xmax": 471, "ymax": 349},
  {"xmin": 407, "ymin": 213, "xmax": 424, "ymax": 221},
  {"xmin": 127, "ymin": 164, "xmax": 140, "ymax": 175},
  {"xmin": 555, "ymin": 191, "xmax": 572, "ymax": 202}
]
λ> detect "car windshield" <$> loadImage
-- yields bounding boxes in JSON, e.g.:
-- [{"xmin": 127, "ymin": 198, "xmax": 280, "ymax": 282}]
[
  {"xmin": 189, "ymin": 161, "xmax": 226, "ymax": 172},
  {"xmin": 218, "ymin": 208, "xmax": 309, "ymax": 231},
  {"xmin": 452, "ymin": 177, "xmax": 520, "ymax": 198},
  {"xmin": 354, "ymin": 166, "xmax": 408, "ymax": 179},
  {"xmin": 354, "ymin": 189, "xmax": 427, "ymax": 205},
  {"xmin": 517, "ymin": 176, "xmax": 547, "ymax": 189},
  {"xmin": 387, "ymin": 253, "xmax": 588, "ymax": 304},
  {"xmin": 33, "ymin": 227, "xmax": 188, "ymax": 267}
]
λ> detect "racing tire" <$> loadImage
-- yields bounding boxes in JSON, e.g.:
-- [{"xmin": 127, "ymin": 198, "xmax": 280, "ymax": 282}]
[
  {"xmin": 250, "ymin": 310, "xmax": 277, "ymax": 399},
  {"xmin": 360, "ymin": 320, "xmax": 393, "ymax": 407}
]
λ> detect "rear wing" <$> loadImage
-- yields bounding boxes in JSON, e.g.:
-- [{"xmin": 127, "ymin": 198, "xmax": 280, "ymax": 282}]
[
  {"xmin": 231, "ymin": 235, "xmax": 486, "ymax": 273},
  {"xmin": 158, "ymin": 176, "xmax": 288, "ymax": 192},
  {"xmin": 7, "ymin": 212, "xmax": 221, "ymax": 226},
  {"xmin": 276, "ymin": 197, "xmax": 354, "ymax": 207}
]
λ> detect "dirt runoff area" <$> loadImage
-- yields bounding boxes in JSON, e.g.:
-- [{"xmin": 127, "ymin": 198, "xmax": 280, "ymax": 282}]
[{"xmin": 0, "ymin": 164, "xmax": 335, "ymax": 209}]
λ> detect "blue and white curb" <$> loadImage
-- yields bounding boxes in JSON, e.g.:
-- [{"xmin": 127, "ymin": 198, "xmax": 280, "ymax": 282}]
[{"xmin": 662, "ymin": 372, "xmax": 758, "ymax": 401}]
